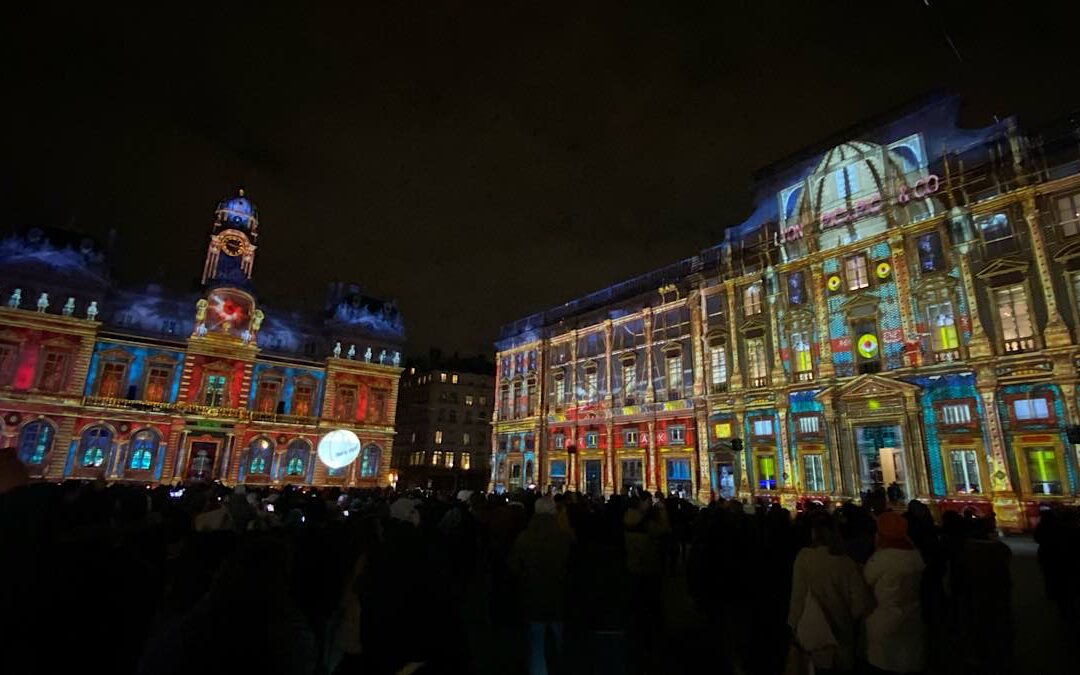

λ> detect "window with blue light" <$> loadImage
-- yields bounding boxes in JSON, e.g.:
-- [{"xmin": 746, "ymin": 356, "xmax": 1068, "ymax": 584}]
[
  {"xmin": 128, "ymin": 429, "xmax": 159, "ymax": 470},
  {"xmin": 584, "ymin": 431, "xmax": 599, "ymax": 448},
  {"xmin": 666, "ymin": 459, "xmax": 691, "ymax": 481},
  {"xmin": 917, "ymin": 232, "xmax": 945, "ymax": 272},
  {"xmin": 284, "ymin": 439, "xmax": 310, "ymax": 477},
  {"xmin": 360, "ymin": 444, "xmax": 380, "ymax": 478},
  {"xmin": 80, "ymin": 425, "xmax": 112, "ymax": 468},
  {"xmin": 550, "ymin": 460, "xmax": 567, "ymax": 479},
  {"xmin": 18, "ymin": 421, "xmax": 53, "ymax": 465},
  {"xmin": 248, "ymin": 437, "xmax": 273, "ymax": 474}
]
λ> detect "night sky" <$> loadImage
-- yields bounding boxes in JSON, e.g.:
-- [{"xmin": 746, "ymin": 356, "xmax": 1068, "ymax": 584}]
[{"xmin": 4, "ymin": 2, "xmax": 1079, "ymax": 355}]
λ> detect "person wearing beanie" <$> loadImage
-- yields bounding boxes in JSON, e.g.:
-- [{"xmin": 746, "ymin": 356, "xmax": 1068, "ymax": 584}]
[{"xmin": 864, "ymin": 511, "xmax": 926, "ymax": 673}]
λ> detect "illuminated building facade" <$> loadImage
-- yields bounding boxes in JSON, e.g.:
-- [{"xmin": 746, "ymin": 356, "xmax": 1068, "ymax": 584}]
[
  {"xmin": 0, "ymin": 190, "xmax": 403, "ymax": 487},
  {"xmin": 393, "ymin": 356, "xmax": 494, "ymax": 492},
  {"xmin": 493, "ymin": 95, "xmax": 1080, "ymax": 529}
]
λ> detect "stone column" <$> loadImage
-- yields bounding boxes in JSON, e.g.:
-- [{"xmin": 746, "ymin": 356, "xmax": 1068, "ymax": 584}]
[
  {"xmin": 725, "ymin": 282, "xmax": 744, "ymax": 390},
  {"xmin": 646, "ymin": 420, "xmax": 656, "ymax": 492},
  {"xmin": 695, "ymin": 406, "xmax": 711, "ymax": 502},
  {"xmin": 1022, "ymin": 195, "xmax": 1072, "ymax": 347},
  {"xmin": 820, "ymin": 396, "xmax": 848, "ymax": 498},
  {"xmin": 604, "ymin": 321, "xmax": 614, "ymax": 408},
  {"xmin": 643, "ymin": 311, "xmax": 655, "ymax": 403},
  {"xmin": 604, "ymin": 421, "xmax": 615, "ymax": 495},
  {"xmin": 734, "ymin": 407, "xmax": 749, "ymax": 498},
  {"xmin": 809, "ymin": 263, "xmax": 834, "ymax": 379},
  {"xmin": 689, "ymin": 289, "xmax": 706, "ymax": 396},
  {"xmin": 889, "ymin": 233, "xmax": 920, "ymax": 366},
  {"xmin": 976, "ymin": 376, "xmax": 1024, "ymax": 530},
  {"xmin": 957, "ymin": 246, "xmax": 992, "ymax": 359}
]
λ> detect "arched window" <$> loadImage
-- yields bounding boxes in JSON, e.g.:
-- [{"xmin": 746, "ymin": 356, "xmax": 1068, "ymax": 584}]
[
  {"xmin": 284, "ymin": 439, "xmax": 311, "ymax": 477},
  {"xmin": 360, "ymin": 444, "xmax": 381, "ymax": 478},
  {"xmin": 79, "ymin": 425, "xmax": 112, "ymax": 468},
  {"xmin": 128, "ymin": 428, "xmax": 160, "ymax": 471},
  {"xmin": 18, "ymin": 421, "xmax": 54, "ymax": 465},
  {"xmin": 247, "ymin": 437, "xmax": 274, "ymax": 475}
]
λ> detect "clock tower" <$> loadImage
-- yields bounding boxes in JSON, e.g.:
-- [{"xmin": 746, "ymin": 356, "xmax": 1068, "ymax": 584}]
[{"xmin": 202, "ymin": 188, "xmax": 258, "ymax": 287}]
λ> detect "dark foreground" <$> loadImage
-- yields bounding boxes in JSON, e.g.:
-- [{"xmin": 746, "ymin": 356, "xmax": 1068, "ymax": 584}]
[{"xmin": 0, "ymin": 481, "xmax": 1076, "ymax": 675}]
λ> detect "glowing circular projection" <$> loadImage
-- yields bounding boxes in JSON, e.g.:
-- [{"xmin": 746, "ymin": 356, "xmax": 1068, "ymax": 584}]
[
  {"xmin": 876, "ymin": 262, "xmax": 892, "ymax": 279},
  {"xmin": 317, "ymin": 429, "xmax": 361, "ymax": 469},
  {"xmin": 827, "ymin": 275, "xmax": 842, "ymax": 292},
  {"xmin": 857, "ymin": 334, "xmax": 879, "ymax": 358}
]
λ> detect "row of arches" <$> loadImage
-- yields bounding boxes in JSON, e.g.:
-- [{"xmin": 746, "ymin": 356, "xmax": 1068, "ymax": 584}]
[{"xmin": 13, "ymin": 418, "xmax": 383, "ymax": 482}]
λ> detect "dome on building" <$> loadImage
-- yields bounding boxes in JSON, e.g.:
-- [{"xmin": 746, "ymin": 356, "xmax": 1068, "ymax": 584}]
[{"xmin": 214, "ymin": 189, "xmax": 259, "ymax": 231}]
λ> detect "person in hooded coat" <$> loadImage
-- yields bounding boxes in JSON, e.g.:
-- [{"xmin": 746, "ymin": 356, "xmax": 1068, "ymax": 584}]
[{"xmin": 863, "ymin": 511, "xmax": 926, "ymax": 674}]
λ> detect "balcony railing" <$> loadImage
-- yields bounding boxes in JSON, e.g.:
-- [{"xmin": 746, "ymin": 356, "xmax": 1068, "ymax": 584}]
[
  {"xmin": 83, "ymin": 396, "xmax": 320, "ymax": 425},
  {"xmin": 1003, "ymin": 337, "xmax": 1036, "ymax": 354},
  {"xmin": 749, "ymin": 376, "xmax": 769, "ymax": 388},
  {"xmin": 933, "ymin": 349, "xmax": 961, "ymax": 364},
  {"xmin": 795, "ymin": 371, "xmax": 815, "ymax": 382}
]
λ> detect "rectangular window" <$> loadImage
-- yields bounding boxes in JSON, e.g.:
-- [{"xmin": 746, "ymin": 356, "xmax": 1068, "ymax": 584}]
[
  {"xmin": 461, "ymin": 453, "xmax": 471, "ymax": 470},
  {"xmin": 465, "ymin": 395, "xmax": 474, "ymax": 406},
  {"xmin": 554, "ymin": 376, "xmax": 566, "ymax": 406},
  {"xmin": 941, "ymin": 403, "xmax": 972, "ymax": 425},
  {"xmin": 666, "ymin": 459, "xmax": 692, "ymax": 482},
  {"xmin": 949, "ymin": 449, "xmax": 982, "ymax": 494},
  {"xmin": 145, "ymin": 366, "xmax": 172, "ymax": 403},
  {"xmin": 752, "ymin": 418, "xmax": 774, "ymax": 436},
  {"xmin": 709, "ymin": 343, "xmax": 727, "ymax": 392},
  {"xmin": 624, "ymin": 429, "xmax": 638, "ymax": 447},
  {"xmin": 791, "ymin": 331, "xmax": 813, "ymax": 375},
  {"xmin": 756, "ymin": 454, "xmax": 777, "ymax": 490},
  {"xmin": 803, "ymin": 454, "xmax": 826, "ymax": 492},
  {"xmin": 452, "ymin": 374, "xmax": 459, "ymax": 384},
  {"xmin": 440, "ymin": 373, "xmax": 447, "ymax": 383},
  {"xmin": 713, "ymin": 422, "xmax": 732, "ymax": 439},
  {"xmin": 845, "ymin": 255, "xmax": 870, "ymax": 290},
  {"xmin": 510, "ymin": 462, "xmax": 522, "ymax": 480},
  {"xmin": 977, "ymin": 211, "xmax": 1015, "ymax": 252},
  {"xmin": 0, "ymin": 343, "xmax": 18, "ymax": 386},
  {"xmin": 746, "ymin": 337, "xmax": 768, "ymax": 386},
  {"xmin": 797, "ymin": 416, "xmax": 820, "ymax": 435},
  {"xmin": 463, "ymin": 432, "xmax": 471, "ymax": 446},
  {"xmin": 669, "ymin": 425, "xmax": 685, "ymax": 444},
  {"xmin": 1056, "ymin": 192, "xmax": 1080, "ymax": 238},
  {"xmin": 526, "ymin": 379, "xmax": 537, "ymax": 413},
  {"xmin": 479, "ymin": 395, "xmax": 487, "ymax": 406},
  {"xmin": 37, "ymin": 350, "xmax": 69, "ymax": 393},
  {"xmin": 622, "ymin": 362, "xmax": 636, "ymax": 402},
  {"xmin": 917, "ymin": 232, "xmax": 945, "ymax": 272},
  {"xmin": 787, "ymin": 271, "xmax": 806, "ymax": 305},
  {"xmin": 1025, "ymin": 447, "xmax": 1062, "ymax": 495},
  {"xmin": 550, "ymin": 459, "xmax": 567, "ymax": 480},
  {"xmin": 203, "ymin": 373, "xmax": 227, "ymax": 407},
  {"xmin": 445, "ymin": 452, "xmax": 455, "ymax": 468},
  {"xmin": 1014, "ymin": 398, "xmax": 1050, "ymax": 420},
  {"xmin": 584, "ymin": 431, "xmax": 599, "ymax": 448},
  {"xmin": 621, "ymin": 460, "xmax": 644, "ymax": 484},
  {"xmin": 293, "ymin": 383, "xmax": 314, "ymax": 417},
  {"xmin": 500, "ymin": 386, "xmax": 510, "ymax": 418},
  {"xmin": 584, "ymin": 367, "xmax": 598, "ymax": 401},
  {"xmin": 432, "ymin": 450, "xmax": 443, "ymax": 466},
  {"xmin": 743, "ymin": 283, "xmax": 763, "ymax": 316},
  {"xmin": 927, "ymin": 301, "xmax": 959, "ymax": 358},
  {"xmin": 666, "ymin": 354, "xmax": 682, "ymax": 398},
  {"xmin": 336, "ymin": 385, "xmax": 357, "ymax": 420},
  {"xmin": 98, "ymin": 361, "xmax": 127, "ymax": 398},
  {"xmin": 255, "ymin": 377, "xmax": 281, "ymax": 413},
  {"xmin": 435, "ymin": 430, "xmax": 443, "ymax": 444},
  {"xmin": 552, "ymin": 432, "xmax": 565, "ymax": 449}
]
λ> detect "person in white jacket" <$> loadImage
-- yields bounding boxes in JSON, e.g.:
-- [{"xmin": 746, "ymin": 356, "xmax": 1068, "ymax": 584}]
[{"xmin": 864, "ymin": 511, "xmax": 926, "ymax": 674}]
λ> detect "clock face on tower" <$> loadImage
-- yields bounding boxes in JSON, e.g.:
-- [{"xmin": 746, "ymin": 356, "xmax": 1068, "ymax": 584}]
[{"xmin": 221, "ymin": 233, "xmax": 246, "ymax": 257}]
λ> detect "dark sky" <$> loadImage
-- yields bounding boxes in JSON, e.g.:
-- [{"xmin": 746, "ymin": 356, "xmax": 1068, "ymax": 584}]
[{"xmin": 4, "ymin": 2, "xmax": 1079, "ymax": 355}]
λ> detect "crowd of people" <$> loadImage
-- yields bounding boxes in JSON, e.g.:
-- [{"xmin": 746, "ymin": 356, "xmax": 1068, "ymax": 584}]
[{"xmin": 0, "ymin": 447, "xmax": 1074, "ymax": 675}]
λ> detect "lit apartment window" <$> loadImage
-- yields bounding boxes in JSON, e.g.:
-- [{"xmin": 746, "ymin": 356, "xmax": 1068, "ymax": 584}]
[
  {"xmin": 752, "ymin": 419, "xmax": 774, "ymax": 436},
  {"xmin": 461, "ymin": 453, "xmax": 471, "ymax": 470},
  {"xmin": 743, "ymin": 283, "xmax": 763, "ymax": 316},
  {"xmin": 624, "ymin": 429, "xmax": 638, "ymax": 447},
  {"xmin": 463, "ymin": 432, "xmax": 471, "ymax": 445},
  {"xmin": 995, "ymin": 285, "xmax": 1034, "ymax": 352},
  {"xmin": 622, "ymin": 361, "xmax": 636, "ymax": 400},
  {"xmin": 746, "ymin": 337, "xmax": 768, "ymax": 385},
  {"xmin": 756, "ymin": 454, "xmax": 778, "ymax": 490},
  {"xmin": 410, "ymin": 432, "xmax": 416, "ymax": 443},
  {"xmin": 803, "ymin": 455, "xmax": 825, "ymax": 492},
  {"xmin": 845, "ymin": 255, "xmax": 869, "ymax": 290},
  {"xmin": 440, "ymin": 373, "xmax": 447, "ymax": 383},
  {"xmin": 465, "ymin": 395, "xmax": 474, "ymax": 406},
  {"xmin": 435, "ymin": 430, "xmax": 443, "ymax": 444},
  {"xmin": 797, "ymin": 416, "xmax": 820, "ymax": 435},
  {"xmin": 1014, "ymin": 398, "xmax": 1050, "ymax": 420},
  {"xmin": 1056, "ymin": 192, "xmax": 1080, "ymax": 237},
  {"xmin": 554, "ymin": 375, "xmax": 566, "ymax": 406},
  {"xmin": 445, "ymin": 452, "xmax": 455, "ymax": 468},
  {"xmin": 669, "ymin": 425, "xmax": 685, "ymax": 444},
  {"xmin": 941, "ymin": 403, "xmax": 972, "ymax": 425},
  {"xmin": 666, "ymin": 353, "xmax": 682, "ymax": 398},
  {"xmin": 1026, "ymin": 447, "xmax": 1062, "ymax": 495},
  {"xmin": 452, "ymin": 374, "xmax": 459, "ymax": 384},
  {"xmin": 709, "ymin": 343, "xmax": 727, "ymax": 391},
  {"xmin": 927, "ymin": 301, "xmax": 959, "ymax": 355},
  {"xmin": 791, "ymin": 331, "xmax": 813, "ymax": 375},
  {"xmin": 949, "ymin": 449, "xmax": 981, "ymax": 494},
  {"xmin": 432, "ymin": 451, "xmax": 443, "ymax": 466},
  {"xmin": 584, "ymin": 366, "xmax": 598, "ymax": 401}
]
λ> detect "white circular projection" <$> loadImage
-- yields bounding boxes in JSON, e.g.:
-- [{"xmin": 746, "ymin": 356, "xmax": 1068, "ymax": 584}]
[{"xmin": 317, "ymin": 429, "xmax": 361, "ymax": 469}]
